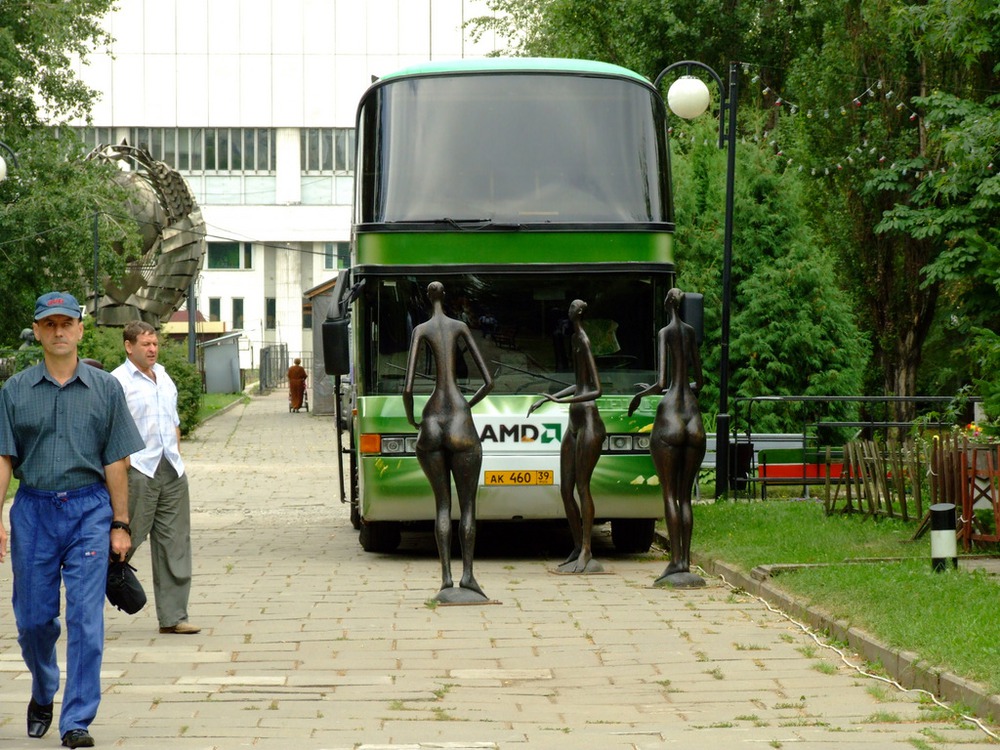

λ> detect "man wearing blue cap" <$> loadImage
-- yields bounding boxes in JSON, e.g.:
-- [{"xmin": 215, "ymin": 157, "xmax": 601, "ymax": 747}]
[{"xmin": 0, "ymin": 291, "xmax": 144, "ymax": 748}]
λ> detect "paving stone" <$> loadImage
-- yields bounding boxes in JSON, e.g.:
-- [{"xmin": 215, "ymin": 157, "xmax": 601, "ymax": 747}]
[{"xmin": 1, "ymin": 389, "xmax": 996, "ymax": 748}]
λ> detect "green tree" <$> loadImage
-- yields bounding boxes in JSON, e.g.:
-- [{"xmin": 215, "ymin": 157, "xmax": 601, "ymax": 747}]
[
  {"xmin": 0, "ymin": 0, "xmax": 116, "ymax": 129},
  {"xmin": 0, "ymin": 129, "xmax": 142, "ymax": 345},
  {"xmin": 467, "ymin": 0, "xmax": 748, "ymax": 75},
  {"xmin": 776, "ymin": 0, "xmax": 1000, "ymax": 417},
  {"xmin": 0, "ymin": 1, "xmax": 142, "ymax": 345},
  {"xmin": 672, "ymin": 118, "xmax": 868, "ymax": 432}
]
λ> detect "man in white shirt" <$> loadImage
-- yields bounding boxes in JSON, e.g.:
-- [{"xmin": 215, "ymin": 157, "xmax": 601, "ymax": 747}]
[{"xmin": 111, "ymin": 321, "xmax": 200, "ymax": 634}]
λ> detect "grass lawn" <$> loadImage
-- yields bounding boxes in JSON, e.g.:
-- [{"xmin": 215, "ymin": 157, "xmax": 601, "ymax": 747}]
[
  {"xmin": 693, "ymin": 499, "xmax": 1000, "ymax": 695},
  {"xmin": 195, "ymin": 392, "xmax": 246, "ymax": 424}
]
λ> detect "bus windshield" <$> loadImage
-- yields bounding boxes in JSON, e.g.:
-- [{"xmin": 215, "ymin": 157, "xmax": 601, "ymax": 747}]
[
  {"xmin": 358, "ymin": 268, "xmax": 671, "ymax": 398},
  {"xmin": 356, "ymin": 73, "xmax": 671, "ymax": 225}
]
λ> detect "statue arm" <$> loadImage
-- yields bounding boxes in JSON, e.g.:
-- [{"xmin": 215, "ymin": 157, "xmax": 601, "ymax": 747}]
[
  {"xmin": 527, "ymin": 384, "xmax": 576, "ymax": 416},
  {"xmin": 402, "ymin": 327, "xmax": 423, "ymax": 428},
  {"xmin": 462, "ymin": 326, "xmax": 494, "ymax": 409},
  {"xmin": 687, "ymin": 326, "xmax": 704, "ymax": 392},
  {"xmin": 627, "ymin": 327, "xmax": 669, "ymax": 416}
]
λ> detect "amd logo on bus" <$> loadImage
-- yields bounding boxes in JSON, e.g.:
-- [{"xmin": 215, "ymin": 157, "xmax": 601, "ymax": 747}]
[{"xmin": 478, "ymin": 422, "xmax": 562, "ymax": 446}]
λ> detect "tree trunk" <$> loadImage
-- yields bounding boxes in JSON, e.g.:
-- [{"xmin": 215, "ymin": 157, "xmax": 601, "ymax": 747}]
[{"xmin": 845, "ymin": 191, "xmax": 939, "ymax": 429}]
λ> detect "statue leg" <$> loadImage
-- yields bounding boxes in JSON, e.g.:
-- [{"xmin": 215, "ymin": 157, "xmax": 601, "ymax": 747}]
[
  {"xmin": 652, "ymin": 444, "xmax": 687, "ymax": 577},
  {"xmin": 451, "ymin": 447, "xmax": 486, "ymax": 598},
  {"xmin": 676, "ymin": 443, "xmax": 704, "ymax": 569},
  {"xmin": 569, "ymin": 434, "xmax": 601, "ymax": 573},
  {"xmin": 417, "ymin": 448, "xmax": 454, "ymax": 591},
  {"xmin": 559, "ymin": 433, "xmax": 583, "ymax": 565}
]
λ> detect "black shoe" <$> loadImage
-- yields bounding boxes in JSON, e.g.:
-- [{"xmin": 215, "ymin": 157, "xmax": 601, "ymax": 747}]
[
  {"xmin": 27, "ymin": 698, "xmax": 53, "ymax": 738},
  {"xmin": 61, "ymin": 729, "xmax": 94, "ymax": 748}
]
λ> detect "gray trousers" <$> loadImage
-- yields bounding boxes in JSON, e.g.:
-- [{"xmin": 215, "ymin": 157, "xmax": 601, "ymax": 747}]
[{"xmin": 126, "ymin": 461, "xmax": 193, "ymax": 628}]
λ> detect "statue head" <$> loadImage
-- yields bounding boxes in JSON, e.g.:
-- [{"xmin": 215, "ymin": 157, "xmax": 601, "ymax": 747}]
[
  {"xmin": 665, "ymin": 288, "xmax": 684, "ymax": 310},
  {"xmin": 427, "ymin": 281, "xmax": 445, "ymax": 303}
]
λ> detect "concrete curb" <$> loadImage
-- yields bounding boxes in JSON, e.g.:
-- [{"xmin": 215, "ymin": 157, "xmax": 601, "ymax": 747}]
[{"xmin": 690, "ymin": 550, "xmax": 1000, "ymax": 724}]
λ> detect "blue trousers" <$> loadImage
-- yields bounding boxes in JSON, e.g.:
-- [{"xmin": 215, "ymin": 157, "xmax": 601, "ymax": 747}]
[{"xmin": 10, "ymin": 483, "xmax": 111, "ymax": 736}]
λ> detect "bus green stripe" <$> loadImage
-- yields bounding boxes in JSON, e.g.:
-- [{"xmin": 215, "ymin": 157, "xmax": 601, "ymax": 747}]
[{"xmin": 355, "ymin": 232, "xmax": 674, "ymax": 266}]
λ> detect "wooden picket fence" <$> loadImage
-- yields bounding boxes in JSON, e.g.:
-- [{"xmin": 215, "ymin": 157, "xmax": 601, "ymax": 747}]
[
  {"xmin": 834, "ymin": 438, "xmax": 924, "ymax": 520},
  {"xmin": 925, "ymin": 434, "xmax": 1000, "ymax": 549}
]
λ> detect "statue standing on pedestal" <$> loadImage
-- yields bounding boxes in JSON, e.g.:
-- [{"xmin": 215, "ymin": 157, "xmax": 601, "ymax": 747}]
[
  {"xmin": 628, "ymin": 288, "xmax": 706, "ymax": 587},
  {"xmin": 529, "ymin": 299, "xmax": 606, "ymax": 573},
  {"xmin": 403, "ymin": 281, "xmax": 494, "ymax": 602}
]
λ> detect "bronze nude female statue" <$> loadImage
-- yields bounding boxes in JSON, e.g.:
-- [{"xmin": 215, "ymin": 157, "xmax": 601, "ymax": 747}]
[
  {"xmin": 529, "ymin": 299, "xmax": 606, "ymax": 573},
  {"xmin": 403, "ymin": 281, "xmax": 494, "ymax": 602},
  {"xmin": 628, "ymin": 288, "xmax": 706, "ymax": 587}
]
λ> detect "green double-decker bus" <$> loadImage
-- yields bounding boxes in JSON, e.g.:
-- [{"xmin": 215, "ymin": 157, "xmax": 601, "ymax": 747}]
[{"xmin": 325, "ymin": 58, "xmax": 680, "ymax": 553}]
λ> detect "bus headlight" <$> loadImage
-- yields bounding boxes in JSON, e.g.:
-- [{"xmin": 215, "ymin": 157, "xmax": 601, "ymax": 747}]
[
  {"xmin": 608, "ymin": 435, "xmax": 633, "ymax": 452},
  {"xmin": 603, "ymin": 434, "xmax": 651, "ymax": 454},
  {"xmin": 381, "ymin": 436, "xmax": 406, "ymax": 454}
]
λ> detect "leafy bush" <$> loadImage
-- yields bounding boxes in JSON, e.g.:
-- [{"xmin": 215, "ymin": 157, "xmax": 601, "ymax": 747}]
[
  {"xmin": 78, "ymin": 324, "xmax": 127, "ymax": 371},
  {"xmin": 158, "ymin": 342, "xmax": 202, "ymax": 435}
]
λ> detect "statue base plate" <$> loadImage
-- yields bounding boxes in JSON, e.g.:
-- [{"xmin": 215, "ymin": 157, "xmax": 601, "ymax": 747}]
[
  {"xmin": 553, "ymin": 558, "xmax": 606, "ymax": 574},
  {"xmin": 654, "ymin": 571, "xmax": 706, "ymax": 588},
  {"xmin": 435, "ymin": 586, "xmax": 492, "ymax": 605}
]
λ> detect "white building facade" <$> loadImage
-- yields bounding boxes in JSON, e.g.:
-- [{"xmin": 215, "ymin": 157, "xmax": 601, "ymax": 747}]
[{"xmin": 71, "ymin": 0, "xmax": 498, "ymax": 368}]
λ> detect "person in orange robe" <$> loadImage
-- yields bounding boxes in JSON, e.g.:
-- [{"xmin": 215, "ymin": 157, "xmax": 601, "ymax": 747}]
[{"xmin": 287, "ymin": 359, "xmax": 307, "ymax": 412}]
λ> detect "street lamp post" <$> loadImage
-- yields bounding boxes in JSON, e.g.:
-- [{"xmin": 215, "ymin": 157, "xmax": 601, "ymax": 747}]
[{"xmin": 655, "ymin": 60, "xmax": 739, "ymax": 499}]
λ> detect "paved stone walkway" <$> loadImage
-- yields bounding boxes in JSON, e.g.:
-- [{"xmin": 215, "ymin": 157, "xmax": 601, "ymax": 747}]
[{"xmin": 0, "ymin": 390, "xmax": 995, "ymax": 748}]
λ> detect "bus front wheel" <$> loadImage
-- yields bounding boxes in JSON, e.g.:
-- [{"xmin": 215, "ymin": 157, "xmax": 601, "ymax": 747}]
[
  {"xmin": 610, "ymin": 518, "xmax": 655, "ymax": 553},
  {"xmin": 359, "ymin": 521, "xmax": 401, "ymax": 553}
]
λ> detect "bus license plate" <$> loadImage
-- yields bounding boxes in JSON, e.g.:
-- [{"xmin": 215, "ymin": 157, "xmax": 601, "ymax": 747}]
[{"xmin": 485, "ymin": 470, "xmax": 554, "ymax": 486}]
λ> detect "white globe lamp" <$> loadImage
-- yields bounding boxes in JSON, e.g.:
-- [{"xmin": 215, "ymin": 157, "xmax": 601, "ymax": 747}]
[{"xmin": 667, "ymin": 75, "xmax": 711, "ymax": 120}]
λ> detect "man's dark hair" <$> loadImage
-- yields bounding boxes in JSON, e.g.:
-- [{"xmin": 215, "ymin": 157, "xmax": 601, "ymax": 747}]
[{"xmin": 122, "ymin": 320, "xmax": 157, "ymax": 344}]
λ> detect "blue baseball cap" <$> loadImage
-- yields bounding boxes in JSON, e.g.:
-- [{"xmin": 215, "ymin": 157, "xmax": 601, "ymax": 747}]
[{"xmin": 34, "ymin": 291, "xmax": 82, "ymax": 320}]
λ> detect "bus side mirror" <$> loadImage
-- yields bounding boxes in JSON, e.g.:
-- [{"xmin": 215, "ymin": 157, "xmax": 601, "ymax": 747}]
[
  {"xmin": 322, "ymin": 318, "xmax": 351, "ymax": 375},
  {"xmin": 681, "ymin": 292, "xmax": 704, "ymax": 345}
]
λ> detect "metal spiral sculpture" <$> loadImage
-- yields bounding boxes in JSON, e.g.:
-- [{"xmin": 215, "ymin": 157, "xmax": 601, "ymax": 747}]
[{"xmin": 86, "ymin": 142, "xmax": 206, "ymax": 326}]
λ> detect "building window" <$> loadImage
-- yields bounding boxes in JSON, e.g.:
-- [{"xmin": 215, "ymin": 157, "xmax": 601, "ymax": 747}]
[
  {"xmin": 73, "ymin": 126, "xmax": 115, "ymax": 152},
  {"xmin": 207, "ymin": 242, "xmax": 253, "ymax": 270},
  {"xmin": 208, "ymin": 298, "xmax": 221, "ymax": 322},
  {"xmin": 302, "ymin": 303, "xmax": 313, "ymax": 329},
  {"xmin": 265, "ymin": 297, "xmax": 276, "ymax": 330},
  {"xmin": 232, "ymin": 298, "xmax": 244, "ymax": 330},
  {"xmin": 324, "ymin": 241, "xmax": 350, "ymax": 270},
  {"xmin": 75, "ymin": 127, "xmax": 277, "ymax": 172},
  {"xmin": 302, "ymin": 128, "xmax": 355, "ymax": 172}
]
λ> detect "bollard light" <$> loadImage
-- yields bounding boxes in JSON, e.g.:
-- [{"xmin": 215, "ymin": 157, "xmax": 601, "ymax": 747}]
[{"xmin": 930, "ymin": 502, "xmax": 958, "ymax": 572}]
